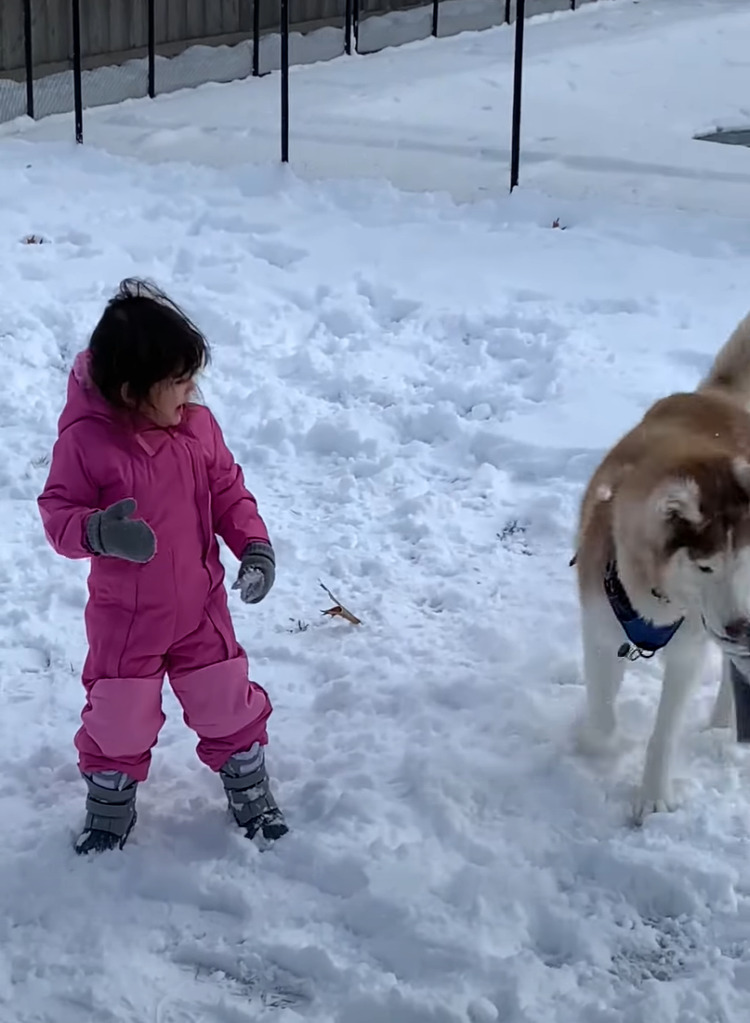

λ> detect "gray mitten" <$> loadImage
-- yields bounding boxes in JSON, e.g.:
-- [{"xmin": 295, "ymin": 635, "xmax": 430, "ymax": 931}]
[
  {"xmin": 232, "ymin": 542, "xmax": 275, "ymax": 604},
  {"xmin": 86, "ymin": 498, "xmax": 156, "ymax": 564}
]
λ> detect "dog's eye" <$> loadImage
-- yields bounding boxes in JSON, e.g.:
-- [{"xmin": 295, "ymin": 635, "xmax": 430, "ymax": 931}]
[{"xmin": 698, "ymin": 565, "xmax": 714, "ymax": 574}]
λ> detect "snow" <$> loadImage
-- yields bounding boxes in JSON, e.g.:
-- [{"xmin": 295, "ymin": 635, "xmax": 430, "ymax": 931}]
[
  {"xmin": 3, "ymin": 0, "xmax": 750, "ymax": 1020},
  {"xmin": 5, "ymin": 0, "xmax": 750, "ymax": 213}
]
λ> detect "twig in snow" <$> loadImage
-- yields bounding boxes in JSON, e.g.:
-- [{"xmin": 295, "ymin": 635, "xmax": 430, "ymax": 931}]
[{"xmin": 287, "ymin": 618, "xmax": 310, "ymax": 634}]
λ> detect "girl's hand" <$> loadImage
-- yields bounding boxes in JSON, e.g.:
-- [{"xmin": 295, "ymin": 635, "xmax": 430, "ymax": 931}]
[
  {"xmin": 233, "ymin": 542, "xmax": 275, "ymax": 604},
  {"xmin": 86, "ymin": 499, "xmax": 156, "ymax": 563}
]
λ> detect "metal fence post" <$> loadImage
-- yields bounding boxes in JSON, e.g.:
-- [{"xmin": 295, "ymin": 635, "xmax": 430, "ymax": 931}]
[
  {"xmin": 280, "ymin": 0, "xmax": 289, "ymax": 161},
  {"xmin": 504, "ymin": 0, "xmax": 511, "ymax": 25},
  {"xmin": 23, "ymin": 0, "xmax": 34, "ymax": 119},
  {"xmin": 71, "ymin": 0, "xmax": 83, "ymax": 143},
  {"xmin": 148, "ymin": 0, "xmax": 156, "ymax": 97},
  {"xmin": 509, "ymin": 0, "xmax": 525, "ymax": 190},
  {"xmin": 345, "ymin": 0, "xmax": 360, "ymax": 52},
  {"xmin": 252, "ymin": 0, "xmax": 261, "ymax": 75},
  {"xmin": 345, "ymin": 0, "xmax": 353, "ymax": 54},
  {"xmin": 432, "ymin": 0, "xmax": 440, "ymax": 38}
]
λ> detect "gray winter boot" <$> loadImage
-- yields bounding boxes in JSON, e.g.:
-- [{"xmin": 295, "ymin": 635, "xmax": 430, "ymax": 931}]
[
  {"xmin": 75, "ymin": 770, "xmax": 138, "ymax": 855},
  {"xmin": 220, "ymin": 743, "xmax": 288, "ymax": 845}
]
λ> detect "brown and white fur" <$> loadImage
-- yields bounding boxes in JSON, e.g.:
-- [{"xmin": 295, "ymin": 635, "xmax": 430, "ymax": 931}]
[{"xmin": 575, "ymin": 311, "xmax": 750, "ymax": 823}]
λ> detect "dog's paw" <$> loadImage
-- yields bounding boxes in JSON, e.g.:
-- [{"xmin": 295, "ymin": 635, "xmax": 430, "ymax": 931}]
[
  {"xmin": 707, "ymin": 703, "xmax": 734, "ymax": 732},
  {"xmin": 704, "ymin": 716, "xmax": 732, "ymax": 733},
  {"xmin": 630, "ymin": 785, "xmax": 677, "ymax": 827}
]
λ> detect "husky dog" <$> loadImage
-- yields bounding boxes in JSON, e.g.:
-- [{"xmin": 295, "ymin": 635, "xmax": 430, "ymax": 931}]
[{"xmin": 574, "ymin": 312, "xmax": 750, "ymax": 823}]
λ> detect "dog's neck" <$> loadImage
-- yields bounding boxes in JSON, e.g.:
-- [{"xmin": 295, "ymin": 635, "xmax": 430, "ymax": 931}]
[{"xmin": 614, "ymin": 550, "xmax": 685, "ymax": 626}]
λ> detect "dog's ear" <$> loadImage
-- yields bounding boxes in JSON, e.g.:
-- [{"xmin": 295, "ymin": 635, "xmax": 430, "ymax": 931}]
[
  {"xmin": 653, "ymin": 477, "xmax": 702, "ymax": 525},
  {"xmin": 732, "ymin": 457, "xmax": 750, "ymax": 497}
]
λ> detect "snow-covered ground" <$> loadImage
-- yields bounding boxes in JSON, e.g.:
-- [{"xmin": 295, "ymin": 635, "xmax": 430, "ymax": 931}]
[
  {"xmin": 3, "ymin": 1, "xmax": 750, "ymax": 1021},
  {"xmin": 4, "ymin": 0, "xmax": 750, "ymax": 212}
]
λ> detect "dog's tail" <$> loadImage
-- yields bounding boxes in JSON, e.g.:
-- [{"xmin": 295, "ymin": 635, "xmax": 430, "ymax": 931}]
[{"xmin": 699, "ymin": 311, "xmax": 750, "ymax": 401}]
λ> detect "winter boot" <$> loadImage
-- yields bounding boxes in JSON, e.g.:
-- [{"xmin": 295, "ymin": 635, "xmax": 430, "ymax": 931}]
[
  {"xmin": 75, "ymin": 770, "xmax": 138, "ymax": 855},
  {"xmin": 220, "ymin": 743, "xmax": 288, "ymax": 845}
]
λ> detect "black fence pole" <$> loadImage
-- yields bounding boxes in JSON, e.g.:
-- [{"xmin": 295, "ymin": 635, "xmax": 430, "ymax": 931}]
[
  {"xmin": 570, "ymin": 0, "xmax": 576, "ymax": 9},
  {"xmin": 504, "ymin": 0, "xmax": 511, "ymax": 25},
  {"xmin": 280, "ymin": 0, "xmax": 289, "ymax": 162},
  {"xmin": 345, "ymin": 0, "xmax": 353, "ymax": 55},
  {"xmin": 147, "ymin": 0, "xmax": 156, "ymax": 98},
  {"xmin": 432, "ymin": 0, "xmax": 440, "ymax": 37},
  {"xmin": 23, "ymin": 0, "xmax": 34, "ymax": 119},
  {"xmin": 509, "ymin": 0, "xmax": 525, "ymax": 191},
  {"xmin": 71, "ymin": 0, "xmax": 83, "ymax": 143},
  {"xmin": 252, "ymin": 0, "xmax": 261, "ymax": 75},
  {"xmin": 353, "ymin": 0, "xmax": 360, "ymax": 52}
]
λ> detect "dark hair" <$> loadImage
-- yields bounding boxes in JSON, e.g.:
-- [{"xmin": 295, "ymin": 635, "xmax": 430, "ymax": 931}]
[{"xmin": 88, "ymin": 278, "xmax": 210, "ymax": 409}]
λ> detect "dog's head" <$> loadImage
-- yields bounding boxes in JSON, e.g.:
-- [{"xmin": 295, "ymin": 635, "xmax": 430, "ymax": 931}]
[{"xmin": 645, "ymin": 457, "xmax": 750, "ymax": 651}]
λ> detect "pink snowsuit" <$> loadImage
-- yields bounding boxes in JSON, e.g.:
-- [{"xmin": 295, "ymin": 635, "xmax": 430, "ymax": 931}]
[{"xmin": 37, "ymin": 353, "xmax": 273, "ymax": 782}]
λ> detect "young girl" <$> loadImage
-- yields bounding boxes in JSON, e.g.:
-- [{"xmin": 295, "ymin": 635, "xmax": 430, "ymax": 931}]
[{"xmin": 38, "ymin": 279, "xmax": 287, "ymax": 855}]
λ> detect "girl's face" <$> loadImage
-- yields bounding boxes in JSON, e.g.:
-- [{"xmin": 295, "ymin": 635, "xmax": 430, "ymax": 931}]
[{"xmin": 142, "ymin": 374, "xmax": 196, "ymax": 427}]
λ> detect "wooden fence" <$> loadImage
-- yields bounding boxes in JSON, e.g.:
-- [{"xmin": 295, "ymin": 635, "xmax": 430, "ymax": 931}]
[
  {"xmin": 0, "ymin": 0, "xmax": 593, "ymax": 76},
  {"xmin": 0, "ymin": 0, "xmax": 421, "ymax": 74}
]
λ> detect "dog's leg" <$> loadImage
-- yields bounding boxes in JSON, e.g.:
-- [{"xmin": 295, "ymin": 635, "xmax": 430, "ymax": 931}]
[
  {"xmin": 577, "ymin": 593, "xmax": 626, "ymax": 753},
  {"xmin": 634, "ymin": 623, "xmax": 707, "ymax": 824},
  {"xmin": 708, "ymin": 654, "xmax": 734, "ymax": 731}
]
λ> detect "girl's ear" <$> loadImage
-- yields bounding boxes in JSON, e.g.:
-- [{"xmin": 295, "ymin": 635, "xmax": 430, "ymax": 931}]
[{"xmin": 120, "ymin": 383, "xmax": 135, "ymax": 407}]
